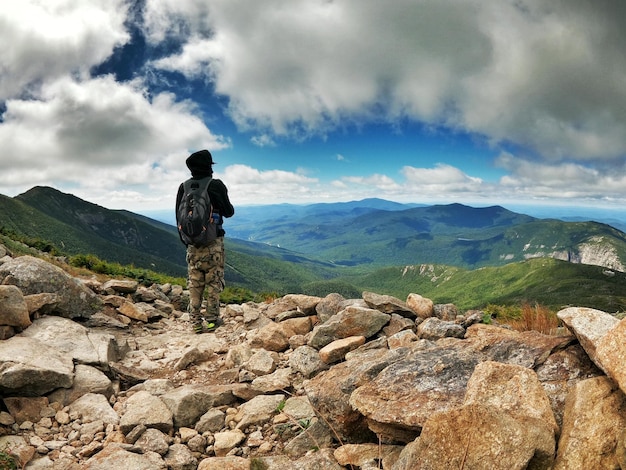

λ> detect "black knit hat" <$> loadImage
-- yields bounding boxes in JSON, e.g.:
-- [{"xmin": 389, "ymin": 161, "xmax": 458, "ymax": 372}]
[{"xmin": 186, "ymin": 150, "xmax": 215, "ymax": 176}]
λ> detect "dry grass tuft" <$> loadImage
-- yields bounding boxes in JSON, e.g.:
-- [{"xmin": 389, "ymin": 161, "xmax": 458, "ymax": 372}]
[{"xmin": 506, "ymin": 302, "xmax": 562, "ymax": 335}]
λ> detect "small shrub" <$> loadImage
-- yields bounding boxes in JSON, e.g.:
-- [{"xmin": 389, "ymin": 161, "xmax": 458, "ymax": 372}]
[
  {"xmin": 257, "ymin": 292, "xmax": 281, "ymax": 303},
  {"xmin": 0, "ymin": 449, "xmax": 18, "ymax": 470},
  {"xmin": 220, "ymin": 286, "xmax": 256, "ymax": 304},
  {"xmin": 483, "ymin": 303, "xmax": 522, "ymax": 321},
  {"xmin": 250, "ymin": 458, "xmax": 269, "ymax": 470},
  {"xmin": 275, "ymin": 399, "xmax": 286, "ymax": 412}
]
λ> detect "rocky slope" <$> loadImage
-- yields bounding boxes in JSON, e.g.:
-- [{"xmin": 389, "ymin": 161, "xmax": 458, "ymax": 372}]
[{"xmin": 1, "ymin": 244, "xmax": 626, "ymax": 469}]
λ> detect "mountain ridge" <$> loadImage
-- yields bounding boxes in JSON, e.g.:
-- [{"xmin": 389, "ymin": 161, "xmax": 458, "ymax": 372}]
[{"xmin": 3, "ymin": 186, "xmax": 626, "ymax": 310}]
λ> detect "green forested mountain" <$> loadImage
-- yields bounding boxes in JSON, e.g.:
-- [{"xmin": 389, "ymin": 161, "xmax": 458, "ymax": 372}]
[
  {"xmin": 350, "ymin": 257, "xmax": 626, "ymax": 312},
  {"xmin": 227, "ymin": 201, "xmax": 626, "ymax": 270},
  {"xmin": 3, "ymin": 186, "xmax": 626, "ymax": 311}
]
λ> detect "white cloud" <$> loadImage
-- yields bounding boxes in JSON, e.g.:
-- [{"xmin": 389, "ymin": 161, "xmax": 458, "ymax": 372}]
[
  {"xmin": 342, "ymin": 174, "xmax": 401, "ymax": 191},
  {"xmin": 0, "ymin": 0, "xmax": 130, "ymax": 100},
  {"xmin": 223, "ymin": 164, "xmax": 319, "ymax": 205},
  {"xmin": 401, "ymin": 164, "xmax": 484, "ymax": 195},
  {"xmin": 142, "ymin": 0, "xmax": 213, "ymax": 44},
  {"xmin": 3, "ymin": 0, "xmax": 626, "ymax": 214},
  {"xmin": 0, "ymin": 75, "xmax": 228, "ymax": 206},
  {"xmin": 496, "ymin": 152, "xmax": 626, "ymax": 201},
  {"xmin": 250, "ymin": 134, "xmax": 276, "ymax": 147},
  {"xmin": 148, "ymin": 0, "xmax": 626, "ymax": 161}
]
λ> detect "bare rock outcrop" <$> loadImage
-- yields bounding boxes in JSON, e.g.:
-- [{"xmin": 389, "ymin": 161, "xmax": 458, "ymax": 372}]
[
  {"xmin": 2, "ymin": 244, "xmax": 626, "ymax": 469},
  {"xmin": 0, "ymin": 255, "xmax": 101, "ymax": 319}
]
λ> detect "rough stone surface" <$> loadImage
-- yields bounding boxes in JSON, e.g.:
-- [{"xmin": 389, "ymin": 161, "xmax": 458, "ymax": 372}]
[
  {"xmin": 0, "ymin": 255, "xmax": 101, "ymax": 319},
  {"xmin": 554, "ymin": 376, "xmax": 626, "ymax": 470},
  {"xmin": 0, "ymin": 248, "xmax": 624, "ymax": 469}
]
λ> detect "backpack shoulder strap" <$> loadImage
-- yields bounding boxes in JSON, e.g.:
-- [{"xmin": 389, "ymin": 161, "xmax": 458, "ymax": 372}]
[{"xmin": 202, "ymin": 177, "xmax": 213, "ymax": 191}]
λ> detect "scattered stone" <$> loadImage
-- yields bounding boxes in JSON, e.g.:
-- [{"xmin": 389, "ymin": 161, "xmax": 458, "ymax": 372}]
[
  {"xmin": 0, "ymin": 250, "xmax": 622, "ymax": 469},
  {"xmin": 319, "ymin": 336, "xmax": 365, "ymax": 364}
]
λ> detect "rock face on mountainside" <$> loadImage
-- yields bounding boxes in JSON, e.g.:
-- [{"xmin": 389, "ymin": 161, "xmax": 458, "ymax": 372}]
[
  {"xmin": 2, "ymin": 247, "xmax": 626, "ymax": 469},
  {"xmin": 544, "ymin": 238, "xmax": 626, "ymax": 272}
]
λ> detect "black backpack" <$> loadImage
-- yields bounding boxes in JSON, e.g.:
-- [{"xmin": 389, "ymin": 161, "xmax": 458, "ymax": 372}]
[{"xmin": 176, "ymin": 177, "xmax": 217, "ymax": 247}]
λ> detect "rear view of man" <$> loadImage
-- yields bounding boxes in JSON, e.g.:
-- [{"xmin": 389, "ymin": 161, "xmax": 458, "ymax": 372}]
[{"xmin": 176, "ymin": 149, "xmax": 234, "ymax": 333}]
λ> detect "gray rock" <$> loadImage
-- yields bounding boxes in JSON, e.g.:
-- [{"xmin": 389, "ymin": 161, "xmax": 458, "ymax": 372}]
[
  {"xmin": 127, "ymin": 379, "xmax": 176, "ymax": 396},
  {"xmin": 0, "ymin": 336, "xmax": 74, "ymax": 396},
  {"xmin": 161, "ymin": 384, "xmax": 235, "ymax": 428},
  {"xmin": 82, "ymin": 443, "xmax": 166, "ymax": 470},
  {"xmin": 557, "ymin": 306, "xmax": 618, "ymax": 366},
  {"xmin": 135, "ymin": 428, "xmax": 171, "ymax": 456},
  {"xmin": 0, "ymin": 285, "xmax": 31, "ymax": 328},
  {"xmin": 69, "ymin": 393, "xmax": 119, "ymax": 425},
  {"xmin": 289, "ymin": 345, "xmax": 328, "ymax": 378},
  {"xmin": 308, "ymin": 306, "xmax": 390, "ymax": 349},
  {"xmin": 195, "ymin": 408, "xmax": 225, "ymax": 434},
  {"xmin": 48, "ymin": 364, "xmax": 114, "ymax": 406},
  {"xmin": 101, "ymin": 279, "xmax": 138, "ymax": 294},
  {"xmin": 265, "ymin": 294, "xmax": 321, "ymax": 320},
  {"xmin": 0, "ymin": 255, "xmax": 101, "ymax": 319},
  {"xmin": 416, "ymin": 316, "xmax": 465, "ymax": 340},
  {"xmin": 251, "ymin": 367, "xmax": 292, "ymax": 393},
  {"xmin": 315, "ymin": 293, "xmax": 346, "ymax": 323},
  {"xmin": 119, "ymin": 390, "xmax": 173, "ymax": 434},
  {"xmin": 350, "ymin": 325, "xmax": 571, "ymax": 442},
  {"xmin": 363, "ymin": 291, "xmax": 416, "ymax": 317},
  {"xmin": 234, "ymin": 394, "xmax": 285, "ymax": 430},
  {"xmin": 305, "ymin": 347, "xmax": 408, "ymax": 442},
  {"xmin": 164, "ymin": 443, "xmax": 198, "ymax": 470},
  {"xmin": 535, "ymin": 344, "xmax": 603, "ymax": 428},
  {"xmin": 283, "ymin": 417, "xmax": 334, "ymax": 457},
  {"xmin": 433, "ymin": 303, "xmax": 458, "ymax": 321},
  {"xmin": 244, "ymin": 349, "xmax": 277, "ymax": 376},
  {"xmin": 20, "ymin": 316, "xmax": 121, "ymax": 366}
]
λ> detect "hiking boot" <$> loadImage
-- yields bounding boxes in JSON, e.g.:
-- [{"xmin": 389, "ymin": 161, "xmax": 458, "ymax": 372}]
[
  {"xmin": 192, "ymin": 322, "xmax": 205, "ymax": 334},
  {"xmin": 204, "ymin": 317, "xmax": 223, "ymax": 332}
]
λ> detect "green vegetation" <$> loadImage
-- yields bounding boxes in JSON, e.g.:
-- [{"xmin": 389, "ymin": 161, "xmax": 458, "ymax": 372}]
[
  {"xmin": 69, "ymin": 254, "xmax": 185, "ymax": 287},
  {"xmin": 0, "ymin": 226, "xmax": 63, "ymax": 256},
  {"xmin": 4, "ymin": 187, "xmax": 626, "ymax": 313},
  {"xmin": 0, "ymin": 448, "xmax": 18, "ymax": 470},
  {"xmin": 3, "ymin": 189, "xmax": 188, "ymax": 277},
  {"xmin": 250, "ymin": 458, "xmax": 269, "ymax": 470},
  {"xmin": 275, "ymin": 399, "xmax": 286, "ymax": 412},
  {"xmin": 352, "ymin": 258, "xmax": 626, "ymax": 312}
]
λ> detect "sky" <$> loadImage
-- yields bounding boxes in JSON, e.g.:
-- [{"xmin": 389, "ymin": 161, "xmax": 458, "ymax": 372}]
[{"xmin": 2, "ymin": 0, "xmax": 626, "ymax": 219}]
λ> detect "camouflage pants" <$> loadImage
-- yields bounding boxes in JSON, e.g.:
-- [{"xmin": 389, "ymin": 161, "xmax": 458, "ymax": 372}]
[{"xmin": 186, "ymin": 237, "xmax": 225, "ymax": 323}]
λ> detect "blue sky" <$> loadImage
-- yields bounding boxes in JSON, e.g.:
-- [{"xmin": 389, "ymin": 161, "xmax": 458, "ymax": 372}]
[{"xmin": 2, "ymin": 0, "xmax": 626, "ymax": 219}]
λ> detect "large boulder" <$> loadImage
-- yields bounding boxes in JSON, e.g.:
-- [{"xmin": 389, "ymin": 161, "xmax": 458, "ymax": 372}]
[
  {"xmin": 350, "ymin": 325, "xmax": 571, "ymax": 442},
  {"xmin": 0, "ymin": 336, "xmax": 74, "ymax": 396},
  {"xmin": 554, "ymin": 376, "xmax": 626, "ymax": 469},
  {"xmin": 0, "ymin": 255, "xmax": 101, "ymax": 319},
  {"xmin": 19, "ymin": 316, "xmax": 122, "ymax": 366},
  {"xmin": 308, "ymin": 306, "xmax": 390, "ymax": 349},
  {"xmin": 0, "ymin": 285, "xmax": 31, "ymax": 328}
]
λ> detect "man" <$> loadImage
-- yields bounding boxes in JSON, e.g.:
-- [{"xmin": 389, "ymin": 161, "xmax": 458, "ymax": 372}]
[{"xmin": 176, "ymin": 149, "xmax": 234, "ymax": 333}]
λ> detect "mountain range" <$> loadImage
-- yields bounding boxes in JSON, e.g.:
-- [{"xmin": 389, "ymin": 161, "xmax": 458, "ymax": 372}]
[{"xmin": 2, "ymin": 186, "xmax": 626, "ymax": 311}]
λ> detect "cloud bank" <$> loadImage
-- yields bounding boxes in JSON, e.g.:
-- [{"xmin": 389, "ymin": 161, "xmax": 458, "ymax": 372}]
[{"xmin": 1, "ymin": 0, "xmax": 625, "ymax": 211}]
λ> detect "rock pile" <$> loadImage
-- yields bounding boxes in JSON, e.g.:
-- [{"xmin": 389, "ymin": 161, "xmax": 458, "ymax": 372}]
[{"xmin": 1, "ymin": 245, "xmax": 626, "ymax": 469}]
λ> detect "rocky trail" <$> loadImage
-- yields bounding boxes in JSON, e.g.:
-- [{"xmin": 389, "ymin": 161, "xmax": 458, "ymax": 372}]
[{"xmin": 1, "ymin": 245, "xmax": 626, "ymax": 469}]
